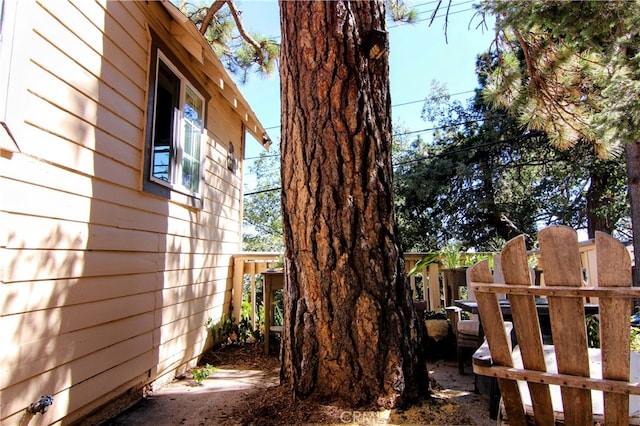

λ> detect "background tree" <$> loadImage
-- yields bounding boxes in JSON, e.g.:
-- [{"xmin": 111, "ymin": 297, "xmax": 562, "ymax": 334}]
[
  {"xmin": 278, "ymin": 1, "xmax": 427, "ymax": 408},
  {"xmin": 242, "ymin": 148, "xmax": 283, "ymax": 252},
  {"xmin": 477, "ymin": 0, "xmax": 640, "ymax": 283},
  {"xmin": 394, "ymin": 70, "xmax": 629, "ymax": 252},
  {"xmin": 240, "ymin": 65, "xmax": 630, "ymax": 257}
]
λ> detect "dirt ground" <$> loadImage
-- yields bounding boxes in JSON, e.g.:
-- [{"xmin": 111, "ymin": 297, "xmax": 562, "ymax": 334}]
[{"xmin": 105, "ymin": 343, "xmax": 494, "ymax": 425}]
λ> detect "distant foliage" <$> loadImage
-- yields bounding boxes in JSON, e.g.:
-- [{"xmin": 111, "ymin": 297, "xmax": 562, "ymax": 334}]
[
  {"xmin": 242, "ymin": 146, "xmax": 283, "ymax": 252},
  {"xmin": 394, "ymin": 79, "xmax": 629, "ymax": 252}
]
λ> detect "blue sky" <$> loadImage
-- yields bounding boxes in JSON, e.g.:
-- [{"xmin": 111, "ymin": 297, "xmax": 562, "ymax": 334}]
[{"xmin": 232, "ymin": 0, "xmax": 496, "ymax": 192}]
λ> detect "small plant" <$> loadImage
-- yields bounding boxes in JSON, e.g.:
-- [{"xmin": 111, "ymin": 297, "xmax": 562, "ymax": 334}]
[
  {"xmin": 631, "ymin": 326, "xmax": 640, "ymax": 352},
  {"xmin": 440, "ymin": 240, "xmax": 463, "ymax": 269},
  {"xmin": 205, "ymin": 313, "xmax": 235, "ymax": 343},
  {"xmin": 191, "ymin": 364, "xmax": 216, "ymax": 385},
  {"xmin": 205, "ymin": 302, "xmax": 263, "ymax": 348},
  {"xmin": 407, "ymin": 252, "xmax": 439, "ymax": 276},
  {"xmin": 586, "ymin": 314, "xmax": 600, "ymax": 348},
  {"xmin": 585, "ymin": 314, "xmax": 640, "ymax": 351},
  {"xmin": 238, "ymin": 300, "xmax": 258, "ymax": 343}
]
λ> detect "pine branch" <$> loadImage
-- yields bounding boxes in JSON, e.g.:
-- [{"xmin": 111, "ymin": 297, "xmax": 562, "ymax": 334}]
[
  {"xmin": 513, "ymin": 29, "xmax": 540, "ymax": 92},
  {"xmin": 428, "ymin": 0, "xmax": 443, "ymax": 26},
  {"xmin": 198, "ymin": 0, "xmax": 271, "ymax": 75},
  {"xmin": 200, "ymin": 1, "xmax": 264, "ymax": 61},
  {"xmin": 225, "ymin": 0, "xmax": 263, "ymax": 54},
  {"xmin": 200, "ymin": 0, "xmax": 226, "ymax": 35}
]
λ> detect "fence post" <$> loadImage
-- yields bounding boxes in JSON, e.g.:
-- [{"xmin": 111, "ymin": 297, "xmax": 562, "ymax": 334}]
[
  {"xmin": 233, "ymin": 257, "xmax": 245, "ymax": 325},
  {"xmin": 428, "ymin": 263, "xmax": 441, "ymax": 311}
]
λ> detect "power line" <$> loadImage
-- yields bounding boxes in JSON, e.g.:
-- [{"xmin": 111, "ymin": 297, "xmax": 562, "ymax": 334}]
[
  {"xmin": 260, "ymin": 89, "xmax": 478, "ymax": 132},
  {"xmin": 394, "ymin": 131, "xmax": 545, "ymax": 167},
  {"xmin": 245, "ymin": 186, "xmax": 281, "ymax": 196},
  {"xmin": 246, "ymin": 113, "xmax": 506, "ymax": 161},
  {"xmin": 413, "ymin": 0, "xmax": 477, "ymax": 17},
  {"xmin": 242, "ymin": 0, "xmax": 473, "ymax": 42},
  {"xmin": 393, "ymin": 89, "xmax": 476, "ymax": 107},
  {"xmin": 388, "ymin": 4, "xmax": 477, "ymax": 29},
  {"xmin": 243, "ymin": 131, "xmax": 546, "ymax": 196},
  {"xmin": 412, "ymin": 0, "xmax": 444, "ymax": 9}
]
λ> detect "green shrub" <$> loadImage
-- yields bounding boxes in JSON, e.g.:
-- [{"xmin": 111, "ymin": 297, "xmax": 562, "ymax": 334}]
[
  {"xmin": 191, "ymin": 364, "xmax": 216, "ymax": 385},
  {"xmin": 586, "ymin": 314, "xmax": 640, "ymax": 351},
  {"xmin": 631, "ymin": 326, "xmax": 640, "ymax": 352},
  {"xmin": 204, "ymin": 301, "xmax": 263, "ymax": 347}
]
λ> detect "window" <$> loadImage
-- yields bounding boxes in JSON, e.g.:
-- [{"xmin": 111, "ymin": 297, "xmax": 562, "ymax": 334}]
[{"xmin": 148, "ymin": 51, "xmax": 205, "ymax": 197}]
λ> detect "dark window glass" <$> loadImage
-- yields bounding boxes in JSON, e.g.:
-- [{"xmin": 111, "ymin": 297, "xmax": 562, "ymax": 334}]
[{"xmin": 152, "ymin": 61, "xmax": 180, "ymax": 183}]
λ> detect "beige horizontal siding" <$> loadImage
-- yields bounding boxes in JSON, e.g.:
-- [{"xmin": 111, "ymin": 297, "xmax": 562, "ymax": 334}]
[
  {"xmin": 2, "ymin": 274, "xmax": 159, "ymax": 314},
  {"xmin": 163, "ymin": 265, "xmax": 231, "ymax": 291},
  {"xmin": 2, "ymin": 136, "xmax": 141, "ymax": 195},
  {"xmin": 158, "ymin": 281, "xmax": 228, "ymax": 308},
  {"xmin": 3, "ymin": 320, "xmax": 154, "ymax": 389},
  {"xmin": 5, "ymin": 250, "xmax": 163, "ymax": 282},
  {"xmin": 25, "ymin": 71, "xmax": 142, "ymax": 150},
  {"xmin": 156, "ymin": 291, "xmax": 226, "ymax": 330},
  {"xmin": 4, "ymin": 293, "xmax": 155, "ymax": 343},
  {"xmin": 28, "ymin": 35, "xmax": 145, "ymax": 131},
  {"xmin": 4, "ymin": 215, "xmax": 162, "ymax": 252},
  {"xmin": 36, "ymin": 0, "xmax": 148, "ymax": 89},
  {"xmin": 3, "ymin": 333, "xmax": 153, "ymax": 413},
  {"xmin": 1, "ymin": 0, "xmax": 254, "ymax": 423},
  {"xmin": 3, "ymin": 362, "xmax": 154, "ymax": 426}
]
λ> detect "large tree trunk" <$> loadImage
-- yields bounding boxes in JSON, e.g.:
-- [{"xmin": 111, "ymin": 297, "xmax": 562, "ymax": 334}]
[
  {"xmin": 625, "ymin": 142, "xmax": 640, "ymax": 287},
  {"xmin": 586, "ymin": 173, "xmax": 615, "ymax": 239},
  {"xmin": 278, "ymin": 0, "xmax": 427, "ymax": 408}
]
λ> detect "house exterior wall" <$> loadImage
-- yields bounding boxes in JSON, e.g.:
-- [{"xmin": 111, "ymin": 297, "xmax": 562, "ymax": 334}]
[{"xmin": 0, "ymin": 1, "xmax": 266, "ymax": 424}]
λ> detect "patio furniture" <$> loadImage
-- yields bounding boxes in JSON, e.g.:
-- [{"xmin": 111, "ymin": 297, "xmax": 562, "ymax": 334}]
[
  {"xmin": 446, "ymin": 256, "xmax": 508, "ymax": 375},
  {"xmin": 446, "ymin": 270, "xmax": 481, "ymax": 374},
  {"xmin": 455, "ymin": 298, "xmax": 600, "ymax": 344},
  {"xmin": 470, "ymin": 226, "xmax": 640, "ymax": 425}
]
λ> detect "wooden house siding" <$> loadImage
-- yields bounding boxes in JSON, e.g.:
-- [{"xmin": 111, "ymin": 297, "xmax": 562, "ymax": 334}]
[{"xmin": 0, "ymin": 0, "xmax": 267, "ymax": 424}]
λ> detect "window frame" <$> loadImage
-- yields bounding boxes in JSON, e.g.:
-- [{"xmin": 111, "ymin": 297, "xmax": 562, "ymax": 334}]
[{"xmin": 143, "ymin": 39, "xmax": 208, "ymax": 205}]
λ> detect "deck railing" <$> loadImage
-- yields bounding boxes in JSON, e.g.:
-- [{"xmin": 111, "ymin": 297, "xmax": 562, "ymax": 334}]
[
  {"xmin": 230, "ymin": 240, "xmax": 598, "ymax": 326},
  {"xmin": 231, "ymin": 252, "xmax": 283, "ymax": 328},
  {"xmin": 231, "ymin": 251, "xmax": 497, "ymax": 327}
]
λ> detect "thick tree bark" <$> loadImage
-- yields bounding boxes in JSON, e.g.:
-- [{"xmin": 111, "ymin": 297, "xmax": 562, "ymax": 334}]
[
  {"xmin": 278, "ymin": 0, "xmax": 427, "ymax": 408},
  {"xmin": 586, "ymin": 173, "xmax": 615, "ymax": 239},
  {"xmin": 625, "ymin": 142, "xmax": 640, "ymax": 287}
]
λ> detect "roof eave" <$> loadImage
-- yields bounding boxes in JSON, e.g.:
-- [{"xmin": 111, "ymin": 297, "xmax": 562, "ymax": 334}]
[{"xmin": 160, "ymin": 0, "xmax": 272, "ymax": 149}]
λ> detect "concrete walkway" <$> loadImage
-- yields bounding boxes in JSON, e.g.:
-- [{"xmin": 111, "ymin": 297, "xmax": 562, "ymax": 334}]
[
  {"xmin": 102, "ymin": 360, "xmax": 493, "ymax": 425},
  {"xmin": 103, "ymin": 367, "xmax": 279, "ymax": 426}
]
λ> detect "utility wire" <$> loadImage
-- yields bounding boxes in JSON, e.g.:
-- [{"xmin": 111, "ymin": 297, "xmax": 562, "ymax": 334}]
[
  {"xmin": 260, "ymin": 89, "xmax": 478, "ymax": 132},
  {"xmin": 241, "ymin": 1, "xmax": 473, "ymax": 43},
  {"xmin": 243, "ymin": 131, "xmax": 545, "ymax": 196},
  {"xmin": 245, "ymin": 186, "xmax": 281, "ymax": 196},
  {"xmin": 393, "ymin": 89, "xmax": 476, "ymax": 108},
  {"xmin": 246, "ymin": 111, "xmax": 509, "ymax": 160},
  {"xmin": 388, "ymin": 4, "xmax": 477, "ymax": 29},
  {"xmin": 394, "ymin": 131, "xmax": 544, "ymax": 167},
  {"xmin": 412, "ymin": 0, "xmax": 445, "ymax": 9}
]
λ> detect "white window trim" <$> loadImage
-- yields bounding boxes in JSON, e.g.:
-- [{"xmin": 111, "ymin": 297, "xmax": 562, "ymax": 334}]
[{"xmin": 150, "ymin": 50, "xmax": 205, "ymax": 198}]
